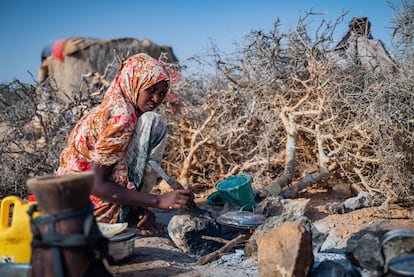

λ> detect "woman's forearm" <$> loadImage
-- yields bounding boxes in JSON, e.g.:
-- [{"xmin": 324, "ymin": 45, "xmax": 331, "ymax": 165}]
[
  {"xmin": 91, "ymin": 163, "xmax": 160, "ymax": 208},
  {"xmin": 90, "ymin": 163, "xmax": 192, "ymax": 210},
  {"xmin": 91, "ymin": 180, "xmax": 160, "ymax": 207}
]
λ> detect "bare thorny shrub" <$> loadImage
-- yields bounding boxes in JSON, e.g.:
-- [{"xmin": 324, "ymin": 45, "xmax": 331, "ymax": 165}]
[
  {"xmin": 0, "ymin": 79, "xmax": 100, "ymax": 199},
  {"xmin": 1, "ymin": 8, "xmax": 413, "ymax": 208},
  {"xmin": 1, "ymin": 81, "xmax": 65, "ymax": 197},
  {"xmin": 162, "ymin": 11, "xmax": 413, "ymax": 207}
]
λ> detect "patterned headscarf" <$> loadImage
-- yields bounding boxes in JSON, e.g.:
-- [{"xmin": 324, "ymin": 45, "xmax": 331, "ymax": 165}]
[{"xmin": 112, "ymin": 53, "xmax": 170, "ymax": 108}]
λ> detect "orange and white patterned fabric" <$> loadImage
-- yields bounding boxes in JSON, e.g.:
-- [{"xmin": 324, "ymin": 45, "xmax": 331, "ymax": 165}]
[{"xmin": 56, "ymin": 53, "xmax": 170, "ymax": 223}]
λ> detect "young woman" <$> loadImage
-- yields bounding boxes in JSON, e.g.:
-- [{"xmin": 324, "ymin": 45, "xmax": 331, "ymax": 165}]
[{"xmin": 57, "ymin": 53, "xmax": 192, "ymax": 235}]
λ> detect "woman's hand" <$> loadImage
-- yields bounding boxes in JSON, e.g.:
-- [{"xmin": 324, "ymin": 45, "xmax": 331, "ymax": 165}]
[
  {"xmin": 136, "ymin": 208, "xmax": 156, "ymax": 229},
  {"xmin": 157, "ymin": 189, "xmax": 194, "ymax": 210}
]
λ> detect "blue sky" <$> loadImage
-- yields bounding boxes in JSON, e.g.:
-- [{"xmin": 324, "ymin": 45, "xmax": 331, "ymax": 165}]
[{"xmin": 0, "ymin": 0, "xmax": 399, "ymax": 84}]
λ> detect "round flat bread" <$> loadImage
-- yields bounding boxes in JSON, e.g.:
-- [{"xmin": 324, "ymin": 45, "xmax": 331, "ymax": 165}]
[{"xmin": 97, "ymin": 222, "xmax": 128, "ymax": 238}]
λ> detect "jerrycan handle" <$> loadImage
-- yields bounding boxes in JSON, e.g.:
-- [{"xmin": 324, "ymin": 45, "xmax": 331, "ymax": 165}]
[{"xmin": 0, "ymin": 195, "xmax": 22, "ymax": 229}]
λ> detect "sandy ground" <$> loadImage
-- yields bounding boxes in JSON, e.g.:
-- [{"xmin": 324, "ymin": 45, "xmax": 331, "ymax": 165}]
[
  {"xmin": 109, "ymin": 207, "xmax": 259, "ymax": 277},
  {"xmin": 109, "ymin": 188, "xmax": 414, "ymax": 277}
]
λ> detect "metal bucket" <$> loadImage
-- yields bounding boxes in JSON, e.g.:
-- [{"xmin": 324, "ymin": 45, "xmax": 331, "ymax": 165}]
[
  {"xmin": 216, "ymin": 174, "xmax": 255, "ymax": 208},
  {"xmin": 107, "ymin": 228, "xmax": 138, "ymax": 263}
]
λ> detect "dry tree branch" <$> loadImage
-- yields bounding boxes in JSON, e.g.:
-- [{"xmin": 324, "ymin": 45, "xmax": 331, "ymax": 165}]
[
  {"xmin": 264, "ymin": 86, "xmax": 319, "ymax": 195},
  {"xmin": 195, "ymin": 233, "xmax": 250, "ymax": 265},
  {"xmin": 280, "ymin": 123, "xmax": 340, "ymax": 198},
  {"xmin": 178, "ymin": 110, "xmax": 215, "ymax": 187},
  {"xmin": 227, "ymin": 151, "xmax": 285, "ymax": 177},
  {"xmin": 353, "ymin": 167, "xmax": 383, "ymax": 195}
]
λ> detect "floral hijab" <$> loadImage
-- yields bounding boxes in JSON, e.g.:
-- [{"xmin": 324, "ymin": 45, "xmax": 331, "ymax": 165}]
[
  {"xmin": 116, "ymin": 53, "xmax": 170, "ymax": 107},
  {"xmin": 57, "ymin": 53, "xmax": 170, "ymax": 223}
]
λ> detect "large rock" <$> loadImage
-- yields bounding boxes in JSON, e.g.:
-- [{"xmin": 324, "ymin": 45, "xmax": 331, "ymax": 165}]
[
  {"xmin": 256, "ymin": 221, "xmax": 313, "ymax": 277},
  {"xmin": 167, "ymin": 209, "xmax": 222, "ymax": 256},
  {"xmin": 345, "ymin": 229, "xmax": 385, "ymax": 276},
  {"xmin": 346, "ymin": 226, "xmax": 414, "ymax": 276},
  {"xmin": 245, "ymin": 198, "xmax": 322, "ymax": 258}
]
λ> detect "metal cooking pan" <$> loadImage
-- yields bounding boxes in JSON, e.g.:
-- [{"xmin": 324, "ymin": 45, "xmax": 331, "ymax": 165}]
[{"xmin": 216, "ymin": 211, "xmax": 266, "ymax": 229}]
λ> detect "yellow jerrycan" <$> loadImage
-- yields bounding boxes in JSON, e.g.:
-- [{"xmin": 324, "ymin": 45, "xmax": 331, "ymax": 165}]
[{"xmin": 0, "ymin": 195, "xmax": 37, "ymax": 263}]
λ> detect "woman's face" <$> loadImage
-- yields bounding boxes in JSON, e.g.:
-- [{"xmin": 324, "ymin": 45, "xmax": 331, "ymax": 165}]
[{"xmin": 136, "ymin": 80, "xmax": 169, "ymax": 114}]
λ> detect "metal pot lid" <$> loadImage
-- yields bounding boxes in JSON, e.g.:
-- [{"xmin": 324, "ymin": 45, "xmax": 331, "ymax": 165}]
[{"xmin": 216, "ymin": 211, "xmax": 266, "ymax": 229}]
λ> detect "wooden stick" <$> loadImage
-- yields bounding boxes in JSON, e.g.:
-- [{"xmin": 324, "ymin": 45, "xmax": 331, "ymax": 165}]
[
  {"xmin": 195, "ymin": 233, "xmax": 250, "ymax": 265},
  {"xmin": 201, "ymin": 235, "xmax": 231, "ymax": 244}
]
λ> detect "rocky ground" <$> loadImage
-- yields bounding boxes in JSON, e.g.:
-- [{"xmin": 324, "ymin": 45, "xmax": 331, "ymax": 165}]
[{"xmin": 108, "ymin": 187, "xmax": 414, "ymax": 277}]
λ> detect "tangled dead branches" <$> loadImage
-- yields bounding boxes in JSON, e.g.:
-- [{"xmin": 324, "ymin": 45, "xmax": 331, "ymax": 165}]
[
  {"xmin": 1, "ymin": 10, "xmax": 413, "ymax": 209},
  {"xmin": 161, "ymin": 12, "xmax": 413, "ymax": 206},
  {"xmin": 1, "ymin": 81, "xmax": 68, "ymax": 197}
]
